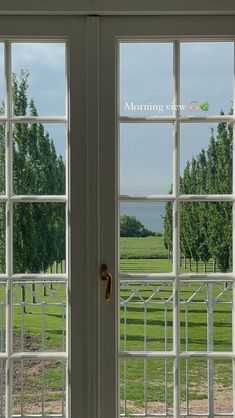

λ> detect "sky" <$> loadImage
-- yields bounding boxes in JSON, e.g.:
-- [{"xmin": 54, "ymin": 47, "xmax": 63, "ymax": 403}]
[
  {"xmin": 0, "ymin": 42, "xmax": 66, "ymax": 158},
  {"xmin": 0, "ymin": 41, "xmax": 233, "ymax": 199},
  {"xmin": 120, "ymin": 42, "xmax": 233, "ymax": 195}
]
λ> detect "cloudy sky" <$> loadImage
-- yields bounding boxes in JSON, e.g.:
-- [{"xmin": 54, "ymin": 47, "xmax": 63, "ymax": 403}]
[
  {"xmin": 120, "ymin": 42, "xmax": 233, "ymax": 195},
  {"xmin": 0, "ymin": 42, "xmax": 66, "ymax": 158},
  {"xmin": 0, "ymin": 41, "xmax": 233, "ymax": 197}
]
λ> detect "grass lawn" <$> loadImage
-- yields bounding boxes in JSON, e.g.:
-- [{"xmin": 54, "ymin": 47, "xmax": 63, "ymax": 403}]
[
  {"xmin": 0, "ymin": 237, "xmax": 231, "ymax": 414},
  {"xmin": 0, "ymin": 279, "xmax": 66, "ymax": 412},
  {"xmin": 120, "ymin": 281, "xmax": 232, "ymax": 412},
  {"xmin": 119, "ymin": 236, "xmax": 232, "ymax": 413},
  {"xmin": 120, "ymin": 236, "xmax": 226, "ymax": 273}
]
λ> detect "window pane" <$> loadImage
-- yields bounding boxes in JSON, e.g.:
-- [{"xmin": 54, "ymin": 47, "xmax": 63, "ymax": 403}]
[
  {"xmin": 0, "ymin": 205, "xmax": 5, "ymax": 275},
  {"xmin": 180, "ymin": 202, "xmax": 232, "ymax": 273},
  {"xmin": 0, "ymin": 361, "xmax": 5, "ymax": 417},
  {"xmin": 180, "ymin": 359, "xmax": 208, "ymax": 415},
  {"xmin": 120, "ymin": 202, "xmax": 173, "ymax": 273},
  {"xmin": 13, "ymin": 281, "xmax": 66, "ymax": 352},
  {"xmin": 0, "ymin": 125, "xmax": 5, "ymax": 196},
  {"xmin": 120, "ymin": 358, "xmax": 173, "ymax": 416},
  {"xmin": 181, "ymin": 359, "xmax": 233, "ymax": 415},
  {"xmin": 214, "ymin": 360, "xmax": 232, "ymax": 414},
  {"xmin": 120, "ymin": 43, "xmax": 173, "ymax": 117},
  {"xmin": 180, "ymin": 123, "xmax": 232, "ymax": 195},
  {"xmin": 120, "ymin": 124, "xmax": 173, "ymax": 195},
  {"xmin": 13, "ymin": 203, "xmax": 66, "ymax": 274},
  {"xmin": 120, "ymin": 281, "xmax": 173, "ymax": 352},
  {"xmin": 180, "ymin": 281, "xmax": 232, "ymax": 352},
  {"xmin": 13, "ymin": 123, "xmax": 66, "ymax": 195},
  {"xmin": 0, "ymin": 283, "xmax": 5, "ymax": 353},
  {"xmin": 180, "ymin": 42, "xmax": 233, "ymax": 116},
  {"xmin": 0, "ymin": 44, "xmax": 4, "ymax": 116},
  {"xmin": 12, "ymin": 43, "xmax": 66, "ymax": 116},
  {"xmin": 13, "ymin": 360, "xmax": 66, "ymax": 416}
]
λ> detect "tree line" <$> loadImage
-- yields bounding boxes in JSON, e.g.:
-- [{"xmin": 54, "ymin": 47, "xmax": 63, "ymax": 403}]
[
  {"xmin": 163, "ymin": 114, "xmax": 232, "ymax": 273},
  {"xmin": 120, "ymin": 214, "xmax": 158, "ymax": 237},
  {"xmin": 0, "ymin": 71, "xmax": 65, "ymax": 276}
]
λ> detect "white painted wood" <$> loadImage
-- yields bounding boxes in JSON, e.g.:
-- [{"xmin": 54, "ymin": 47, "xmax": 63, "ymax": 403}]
[
  {"xmin": 0, "ymin": 16, "xmax": 89, "ymax": 418},
  {"xmin": 100, "ymin": 15, "xmax": 235, "ymax": 418}
]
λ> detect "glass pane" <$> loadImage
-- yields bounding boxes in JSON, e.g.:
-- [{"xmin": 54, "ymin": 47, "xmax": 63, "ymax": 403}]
[
  {"xmin": 13, "ymin": 281, "xmax": 66, "ymax": 352},
  {"xmin": 180, "ymin": 42, "xmax": 233, "ymax": 116},
  {"xmin": 120, "ymin": 358, "xmax": 173, "ymax": 416},
  {"xmin": 120, "ymin": 124, "xmax": 173, "ymax": 195},
  {"xmin": 180, "ymin": 123, "xmax": 232, "ymax": 195},
  {"xmin": 120, "ymin": 202, "xmax": 173, "ymax": 273},
  {"xmin": 120, "ymin": 43, "xmax": 173, "ymax": 117},
  {"xmin": 13, "ymin": 203, "xmax": 66, "ymax": 274},
  {"xmin": 0, "ymin": 44, "xmax": 4, "ymax": 116},
  {"xmin": 13, "ymin": 360, "xmax": 66, "ymax": 416},
  {"xmin": 0, "ymin": 361, "xmax": 5, "ymax": 417},
  {"xmin": 120, "ymin": 281, "xmax": 173, "ymax": 352},
  {"xmin": 0, "ymin": 283, "xmax": 5, "ymax": 353},
  {"xmin": 180, "ymin": 281, "xmax": 232, "ymax": 352},
  {"xmin": 214, "ymin": 360, "xmax": 232, "ymax": 414},
  {"xmin": 12, "ymin": 43, "xmax": 66, "ymax": 116},
  {"xmin": 181, "ymin": 359, "xmax": 232, "ymax": 415},
  {"xmin": 180, "ymin": 359, "xmax": 208, "ymax": 415},
  {"xmin": 0, "ymin": 205, "xmax": 5, "ymax": 275},
  {"xmin": 0, "ymin": 125, "xmax": 5, "ymax": 195},
  {"xmin": 13, "ymin": 123, "xmax": 66, "ymax": 195},
  {"xmin": 180, "ymin": 202, "xmax": 232, "ymax": 273}
]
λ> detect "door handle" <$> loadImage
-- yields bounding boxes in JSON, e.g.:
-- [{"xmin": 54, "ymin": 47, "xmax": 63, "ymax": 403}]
[{"xmin": 100, "ymin": 264, "xmax": 112, "ymax": 301}]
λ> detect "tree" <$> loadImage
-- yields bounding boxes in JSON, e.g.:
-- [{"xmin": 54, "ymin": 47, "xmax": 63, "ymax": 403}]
[
  {"xmin": 0, "ymin": 71, "xmax": 66, "ymax": 281},
  {"xmin": 179, "ymin": 162, "xmax": 193, "ymax": 270},
  {"xmin": 163, "ymin": 198, "xmax": 172, "ymax": 260},
  {"xmin": 14, "ymin": 72, "xmax": 65, "ymax": 274},
  {"xmin": 165, "ymin": 114, "xmax": 233, "ymax": 274},
  {"xmin": 120, "ymin": 215, "xmax": 155, "ymax": 237},
  {"xmin": 0, "ymin": 124, "xmax": 5, "ymax": 273}
]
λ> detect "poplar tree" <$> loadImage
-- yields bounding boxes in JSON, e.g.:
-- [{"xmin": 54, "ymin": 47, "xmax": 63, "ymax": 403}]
[
  {"xmin": 0, "ymin": 124, "xmax": 5, "ymax": 273},
  {"xmin": 164, "ymin": 115, "xmax": 232, "ymax": 273},
  {"xmin": 0, "ymin": 71, "xmax": 65, "ymax": 279}
]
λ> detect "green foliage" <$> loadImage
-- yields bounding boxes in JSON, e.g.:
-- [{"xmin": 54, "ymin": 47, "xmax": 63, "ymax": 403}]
[
  {"xmin": 120, "ymin": 214, "xmax": 155, "ymax": 237},
  {"xmin": 163, "ymin": 114, "xmax": 232, "ymax": 273},
  {"xmin": 0, "ymin": 70, "xmax": 65, "ymax": 273}
]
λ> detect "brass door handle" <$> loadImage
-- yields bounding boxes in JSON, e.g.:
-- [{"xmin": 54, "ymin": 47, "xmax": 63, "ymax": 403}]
[{"xmin": 100, "ymin": 264, "xmax": 112, "ymax": 301}]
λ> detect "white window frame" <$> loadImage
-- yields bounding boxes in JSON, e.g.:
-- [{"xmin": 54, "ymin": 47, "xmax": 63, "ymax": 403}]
[
  {"xmin": 118, "ymin": 38, "xmax": 235, "ymax": 418},
  {"xmin": 0, "ymin": 15, "xmax": 92, "ymax": 418},
  {"xmin": 0, "ymin": 38, "xmax": 69, "ymax": 418},
  {"xmin": 99, "ymin": 15, "xmax": 235, "ymax": 418},
  {"xmin": 0, "ymin": 12, "xmax": 234, "ymax": 418}
]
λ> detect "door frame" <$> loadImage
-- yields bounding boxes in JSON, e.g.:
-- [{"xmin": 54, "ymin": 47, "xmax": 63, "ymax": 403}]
[{"xmin": 1, "ymin": 13, "xmax": 235, "ymax": 418}]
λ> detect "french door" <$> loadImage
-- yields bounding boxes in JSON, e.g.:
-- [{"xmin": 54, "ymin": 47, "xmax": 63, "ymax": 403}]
[
  {"xmin": 0, "ymin": 13, "xmax": 235, "ymax": 418},
  {"xmin": 99, "ymin": 15, "xmax": 235, "ymax": 418},
  {"xmin": 0, "ymin": 15, "xmax": 90, "ymax": 418}
]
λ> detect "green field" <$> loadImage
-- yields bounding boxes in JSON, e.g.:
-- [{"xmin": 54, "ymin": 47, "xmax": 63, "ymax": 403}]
[
  {"xmin": 119, "ymin": 236, "xmax": 232, "ymax": 414},
  {"xmin": 1, "ymin": 236, "xmax": 232, "ymax": 414},
  {"xmin": 120, "ymin": 236, "xmax": 226, "ymax": 273}
]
